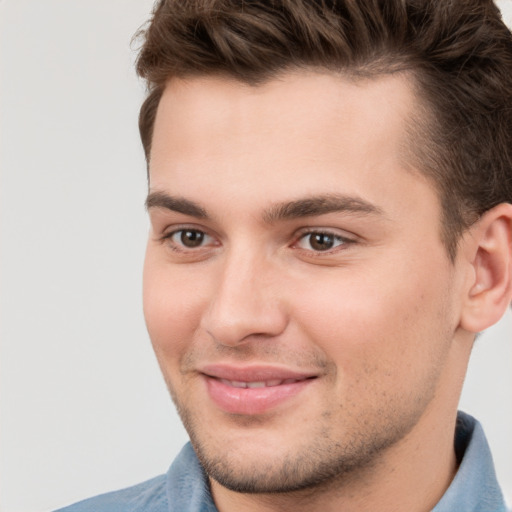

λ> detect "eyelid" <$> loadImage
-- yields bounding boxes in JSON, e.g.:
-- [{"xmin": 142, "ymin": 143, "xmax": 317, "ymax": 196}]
[
  {"xmin": 159, "ymin": 225, "xmax": 219, "ymax": 251},
  {"xmin": 291, "ymin": 227, "xmax": 357, "ymax": 253},
  {"xmin": 159, "ymin": 222, "xmax": 209, "ymax": 239}
]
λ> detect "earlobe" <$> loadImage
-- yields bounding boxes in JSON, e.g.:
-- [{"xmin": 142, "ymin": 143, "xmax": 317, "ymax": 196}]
[{"xmin": 460, "ymin": 203, "xmax": 512, "ymax": 333}]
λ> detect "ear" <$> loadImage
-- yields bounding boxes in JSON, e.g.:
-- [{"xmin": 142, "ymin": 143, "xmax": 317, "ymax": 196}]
[{"xmin": 459, "ymin": 203, "xmax": 512, "ymax": 333}]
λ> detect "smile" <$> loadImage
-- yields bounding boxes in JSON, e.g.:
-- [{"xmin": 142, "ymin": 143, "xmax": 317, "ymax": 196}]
[
  {"xmin": 219, "ymin": 377, "xmax": 308, "ymax": 389},
  {"xmin": 200, "ymin": 365, "xmax": 317, "ymax": 415}
]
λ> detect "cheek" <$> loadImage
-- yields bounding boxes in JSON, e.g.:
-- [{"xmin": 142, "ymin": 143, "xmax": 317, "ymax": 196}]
[
  {"xmin": 291, "ymin": 262, "xmax": 454, "ymax": 388},
  {"xmin": 142, "ymin": 251, "xmax": 206, "ymax": 361}
]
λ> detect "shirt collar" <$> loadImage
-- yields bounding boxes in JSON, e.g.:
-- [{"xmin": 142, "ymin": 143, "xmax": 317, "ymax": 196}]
[{"xmin": 432, "ymin": 411, "xmax": 507, "ymax": 512}]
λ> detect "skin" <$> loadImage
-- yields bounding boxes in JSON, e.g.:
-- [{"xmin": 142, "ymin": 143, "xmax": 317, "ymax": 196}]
[{"xmin": 143, "ymin": 71, "xmax": 510, "ymax": 512}]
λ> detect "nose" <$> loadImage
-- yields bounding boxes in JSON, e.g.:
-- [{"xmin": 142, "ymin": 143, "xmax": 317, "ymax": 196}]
[{"xmin": 200, "ymin": 250, "xmax": 288, "ymax": 347}]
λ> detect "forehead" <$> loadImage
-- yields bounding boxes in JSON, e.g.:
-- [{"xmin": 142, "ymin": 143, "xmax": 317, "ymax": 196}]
[
  {"xmin": 151, "ymin": 70, "xmax": 417, "ymax": 164},
  {"xmin": 149, "ymin": 71, "xmax": 437, "ymax": 225}
]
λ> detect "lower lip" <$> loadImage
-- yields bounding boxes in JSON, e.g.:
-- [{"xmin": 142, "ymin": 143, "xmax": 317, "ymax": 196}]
[{"xmin": 204, "ymin": 376, "xmax": 314, "ymax": 415}]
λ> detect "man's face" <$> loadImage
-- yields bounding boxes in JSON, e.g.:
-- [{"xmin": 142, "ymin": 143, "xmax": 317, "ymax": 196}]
[{"xmin": 143, "ymin": 72, "xmax": 467, "ymax": 493}]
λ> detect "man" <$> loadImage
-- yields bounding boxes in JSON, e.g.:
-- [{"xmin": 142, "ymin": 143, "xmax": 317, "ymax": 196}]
[{"xmin": 57, "ymin": 1, "xmax": 512, "ymax": 511}]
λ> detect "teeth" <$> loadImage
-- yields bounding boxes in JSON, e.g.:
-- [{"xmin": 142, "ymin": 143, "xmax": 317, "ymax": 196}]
[
  {"xmin": 219, "ymin": 378, "xmax": 302, "ymax": 388},
  {"xmin": 223, "ymin": 380, "xmax": 247, "ymax": 388},
  {"xmin": 246, "ymin": 381, "xmax": 266, "ymax": 388}
]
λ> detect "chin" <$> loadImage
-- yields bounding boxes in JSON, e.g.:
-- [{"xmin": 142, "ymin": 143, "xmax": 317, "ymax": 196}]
[{"xmin": 185, "ymin": 419, "xmax": 406, "ymax": 495}]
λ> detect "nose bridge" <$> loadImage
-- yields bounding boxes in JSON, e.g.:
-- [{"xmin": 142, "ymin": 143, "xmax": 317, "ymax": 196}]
[{"xmin": 202, "ymin": 243, "xmax": 286, "ymax": 346}]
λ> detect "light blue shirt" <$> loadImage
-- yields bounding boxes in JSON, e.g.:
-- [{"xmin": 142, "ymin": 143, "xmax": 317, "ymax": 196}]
[{"xmin": 55, "ymin": 411, "xmax": 508, "ymax": 512}]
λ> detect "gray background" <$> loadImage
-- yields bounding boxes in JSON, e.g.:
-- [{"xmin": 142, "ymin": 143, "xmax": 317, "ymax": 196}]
[{"xmin": 1, "ymin": 1, "xmax": 511, "ymax": 510}]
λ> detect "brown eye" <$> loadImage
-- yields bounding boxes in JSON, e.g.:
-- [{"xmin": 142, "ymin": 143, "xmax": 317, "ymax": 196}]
[
  {"xmin": 295, "ymin": 231, "xmax": 348, "ymax": 252},
  {"xmin": 166, "ymin": 229, "xmax": 213, "ymax": 249},
  {"xmin": 309, "ymin": 233, "xmax": 335, "ymax": 251},
  {"xmin": 180, "ymin": 230, "xmax": 204, "ymax": 247}
]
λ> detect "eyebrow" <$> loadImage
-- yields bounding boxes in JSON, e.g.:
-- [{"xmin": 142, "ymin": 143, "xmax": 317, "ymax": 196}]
[
  {"xmin": 145, "ymin": 191, "xmax": 383, "ymax": 222},
  {"xmin": 263, "ymin": 194, "xmax": 383, "ymax": 223},
  {"xmin": 145, "ymin": 191, "xmax": 207, "ymax": 218}
]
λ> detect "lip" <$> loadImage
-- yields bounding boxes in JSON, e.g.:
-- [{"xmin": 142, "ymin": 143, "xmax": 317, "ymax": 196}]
[{"xmin": 200, "ymin": 364, "xmax": 318, "ymax": 415}]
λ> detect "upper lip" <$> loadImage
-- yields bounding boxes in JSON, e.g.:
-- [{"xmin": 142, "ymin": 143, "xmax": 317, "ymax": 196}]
[{"xmin": 200, "ymin": 364, "xmax": 318, "ymax": 382}]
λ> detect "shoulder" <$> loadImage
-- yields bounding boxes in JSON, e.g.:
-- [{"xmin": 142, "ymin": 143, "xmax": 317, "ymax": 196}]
[
  {"xmin": 54, "ymin": 474, "xmax": 168, "ymax": 512},
  {"xmin": 53, "ymin": 443, "xmax": 216, "ymax": 512}
]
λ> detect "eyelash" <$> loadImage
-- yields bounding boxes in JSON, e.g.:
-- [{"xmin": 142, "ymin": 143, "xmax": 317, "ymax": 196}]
[
  {"xmin": 160, "ymin": 227, "xmax": 355, "ymax": 255},
  {"xmin": 292, "ymin": 229, "xmax": 354, "ymax": 254},
  {"xmin": 160, "ymin": 228, "xmax": 216, "ymax": 252}
]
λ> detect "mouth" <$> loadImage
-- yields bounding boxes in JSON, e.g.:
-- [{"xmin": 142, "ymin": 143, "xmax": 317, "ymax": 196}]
[
  {"xmin": 200, "ymin": 365, "xmax": 318, "ymax": 415},
  {"xmin": 217, "ymin": 377, "xmax": 312, "ymax": 388}
]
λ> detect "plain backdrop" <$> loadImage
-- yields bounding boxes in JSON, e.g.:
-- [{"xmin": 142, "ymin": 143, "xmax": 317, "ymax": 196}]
[{"xmin": 1, "ymin": 1, "xmax": 511, "ymax": 511}]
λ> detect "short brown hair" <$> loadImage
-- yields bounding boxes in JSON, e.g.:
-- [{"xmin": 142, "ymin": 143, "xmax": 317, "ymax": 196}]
[{"xmin": 135, "ymin": 0, "xmax": 512, "ymax": 258}]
